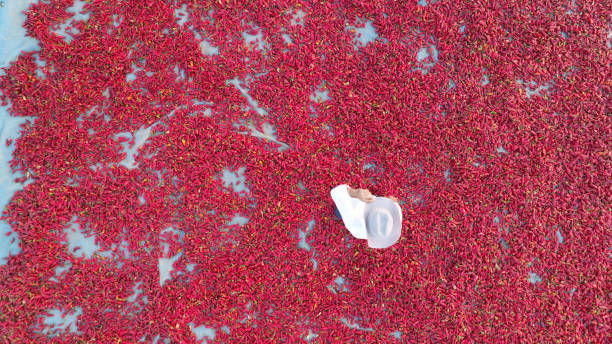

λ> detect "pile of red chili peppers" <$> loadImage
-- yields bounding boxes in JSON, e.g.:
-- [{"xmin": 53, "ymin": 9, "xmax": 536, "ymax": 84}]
[{"xmin": 0, "ymin": 0, "xmax": 609, "ymax": 342}]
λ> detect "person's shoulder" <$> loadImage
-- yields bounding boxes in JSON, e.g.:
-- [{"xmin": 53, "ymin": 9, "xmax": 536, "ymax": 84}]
[
  {"xmin": 330, "ymin": 184, "xmax": 348, "ymax": 193},
  {"xmin": 330, "ymin": 185, "xmax": 350, "ymax": 201}
]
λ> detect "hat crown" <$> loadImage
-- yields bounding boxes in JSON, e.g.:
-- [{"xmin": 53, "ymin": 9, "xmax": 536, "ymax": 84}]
[
  {"xmin": 366, "ymin": 208, "xmax": 393, "ymax": 238},
  {"xmin": 364, "ymin": 197, "xmax": 402, "ymax": 249}
]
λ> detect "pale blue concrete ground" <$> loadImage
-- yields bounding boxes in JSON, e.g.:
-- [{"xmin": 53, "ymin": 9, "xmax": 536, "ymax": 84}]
[
  {"xmin": 0, "ymin": 1, "xmax": 441, "ymax": 341},
  {"xmin": 0, "ymin": 0, "xmax": 39, "ymax": 268},
  {"xmin": 2, "ymin": 0, "xmax": 595, "ymax": 341}
]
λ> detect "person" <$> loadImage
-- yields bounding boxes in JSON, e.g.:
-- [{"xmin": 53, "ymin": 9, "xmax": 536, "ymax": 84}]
[{"xmin": 330, "ymin": 184, "xmax": 402, "ymax": 249}]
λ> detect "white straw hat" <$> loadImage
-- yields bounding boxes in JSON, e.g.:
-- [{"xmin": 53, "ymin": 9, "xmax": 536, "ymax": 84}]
[{"xmin": 364, "ymin": 197, "xmax": 402, "ymax": 249}]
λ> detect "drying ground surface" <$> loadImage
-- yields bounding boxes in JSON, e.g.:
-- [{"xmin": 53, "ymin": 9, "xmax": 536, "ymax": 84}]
[{"xmin": 0, "ymin": 0, "xmax": 610, "ymax": 342}]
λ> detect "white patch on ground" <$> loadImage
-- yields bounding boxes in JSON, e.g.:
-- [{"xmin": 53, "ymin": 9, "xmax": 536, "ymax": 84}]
[
  {"xmin": 199, "ymin": 40, "xmax": 219, "ymax": 56},
  {"xmin": 233, "ymin": 119, "xmax": 290, "ymax": 152},
  {"xmin": 411, "ymin": 33, "xmax": 439, "ymax": 75},
  {"xmin": 158, "ymin": 252, "xmax": 182, "ymax": 287},
  {"xmin": 50, "ymin": 0, "xmax": 90, "ymax": 43},
  {"xmin": 125, "ymin": 61, "xmax": 145, "ymax": 82},
  {"xmin": 189, "ymin": 323, "xmax": 216, "ymax": 342},
  {"xmin": 227, "ymin": 213, "xmax": 249, "ymax": 229},
  {"xmin": 305, "ymin": 329, "xmax": 319, "ymax": 341},
  {"xmin": 220, "ymin": 166, "xmax": 250, "ymax": 195},
  {"xmin": 127, "ymin": 281, "xmax": 143, "ymax": 303},
  {"xmin": 310, "ymin": 81, "xmax": 330, "ymax": 103},
  {"xmin": 112, "ymin": 13, "xmax": 123, "ymax": 27},
  {"xmin": 104, "ymin": 234, "xmax": 130, "ymax": 260},
  {"xmin": 340, "ymin": 316, "xmax": 374, "ymax": 332},
  {"xmin": 328, "ymin": 275, "xmax": 350, "ymax": 294},
  {"xmin": 310, "ymin": 257, "xmax": 318, "ymax": 270},
  {"xmin": 116, "ymin": 125, "xmax": 154, "ymax": 169},
  {"xmin": 516, "ymin": 79, "xmax": 554, "ymax": 98},
  {"xmin": 76, "ymin": 106, "xmax": 96, "ymax": 129},
  {"xmin": 482, "ymin": 74, "xmax": 490, "ymax": 86},
  {"xmin": 49, "ymin": 261, "xmax": 72, "ymax": 283},
  {"xmin": 159, "ymin": 226, "xmax": 184, "ymax": 256},
  {"xmin": 417, "ymin": 46, "xmax": 436, "ymax": 61},
  {"xmin": 174, "ymin": 4, "xmax": 189, "ymax": 27},
  {"xmin": 227, "ymin": 78, "xmax": 269, "ymax": 116},
  {"xmin": 61, "ymin": 217, "xmax": 130, "ymax": 267},
  {"xmin": 63, "ymin": 216, "xmax": 99, "ymax": 259},
  {"xmin": 346, "ymin": 19, "xmax": 378, "ymax": 49},
  {"xmin": 250, "ymin": 121, "xmax": 279, "ymax": 141},
  {"xmin": 123, "ymin": 280, "xmax": 148, "ymax": 316},
  {"xmin": 364, "ymin": 163, "xmax": 377, "ymax": 171},
  {"xmin": 0, "ymin": 0, "xmax": 40, "ymax": 68},
  {"xmin": 565, "ymin": 0, "xmax": 576, "ymax": 14},
  {"xmin": 289, "ymin": 8, "xmax": 306, "ymax": 26},
  {"xmin": 298, "ymin": 219, "xmax": 315, "ymax": 251},
  {"xmin": 418, "ymin": 0, "xmax": 440, "ymax": 6},
  {"xmin": 182, "ymin": 22, "xmax": 219, "ymax": 56},
  {"xmin": 186, "ymin": 262, "xmax": 196, "ymax": 270},
  {"xmin": 174, "ymin": 64, "xmax": 186, "ymax": 81},
  {"xmin": 32, "ymin": 52, "xmax": 47, "ymax": 79},
  {"xmin": 146, "ymin": 335, "xmax": 171, "ymax": 344},
  {"xmin": 556, "ymin": 229, "xmax": 564, "ymax": 244},
  {"xmin": 238, "ymin": 301, "xmax": 258, "ymax": 327},
  {"xmin": 281, "ymin": 32, "xmax": 293, "ymax": 45},
  {"xmin": 0, "ymin": 220, "xmax": 21, "ymax": 266},
  {"xmin": 157, "ymin": 226, "xmax": 184, "ymax": 286},
  {"xmin": 417, "ymin": 46, "xmax": 429, "ymax": 59},
  {"xmin": 528, "ymin": 272, "xmax": 542, "ymax": 284},
  {"xmin": 242, "ymin": 23, "xmax": 269, "ymax": 52},
  {"xmin": 0, "ymin": 0, "xmax": 41, "ymax": 266},
  {"xmin": 36, "ymin": 306, "xmax": 83, "ymax": 337}
]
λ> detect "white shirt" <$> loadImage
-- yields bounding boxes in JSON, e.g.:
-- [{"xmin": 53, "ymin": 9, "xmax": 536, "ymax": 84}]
[
  {"xmin": 330, "ymin": 184, "xmax": 403, "ymax": 241},
  {"xmin": 330, "ymin": 184, "xmax": 368, "ymax": 239}
]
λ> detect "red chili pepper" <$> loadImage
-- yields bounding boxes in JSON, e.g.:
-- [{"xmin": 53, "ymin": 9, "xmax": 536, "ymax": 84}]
[{"xmin": 0, "ymin": 0, "xmax": 607, "ymax": 342}]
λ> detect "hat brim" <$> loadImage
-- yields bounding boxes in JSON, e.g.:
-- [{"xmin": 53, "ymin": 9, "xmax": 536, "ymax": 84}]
[{"xmin": 364, "ymin": 197, "xmax": 402, "ymax": 249}]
